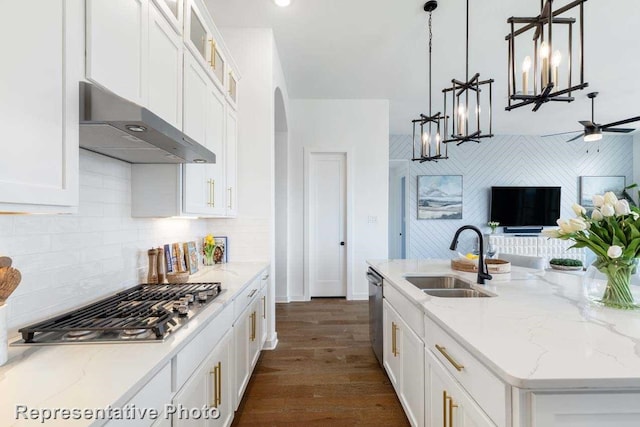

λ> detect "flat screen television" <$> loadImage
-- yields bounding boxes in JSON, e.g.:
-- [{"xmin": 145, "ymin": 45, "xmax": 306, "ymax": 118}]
[{"xmin": 490, "ymin": 186, "xmax": 561, "ymax": 226}]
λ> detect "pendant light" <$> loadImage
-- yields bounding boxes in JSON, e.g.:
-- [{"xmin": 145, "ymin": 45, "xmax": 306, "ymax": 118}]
[
  {"xmin": 442, "ymin": 0, "xmax": 494, "ymax": 146},
  {"xmin": 411, "ymin": 1, "xmax": 448, "ymax": 163},
  {"xmin": 505, "ymin": 0, "xmax": 588, "ymax": 112}
]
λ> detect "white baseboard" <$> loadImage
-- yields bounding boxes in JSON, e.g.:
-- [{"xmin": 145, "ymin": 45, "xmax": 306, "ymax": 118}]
[
  {"xmin": 275, "ymin": 296, "xmax": 290, "ymax": 303},
  {"xmin": 350, "ymin": 293, "xmax": 368, "ymax": 301},
  {"xmin": 264, "ymin": 333, "xmax": 278, "ymax": 350}
]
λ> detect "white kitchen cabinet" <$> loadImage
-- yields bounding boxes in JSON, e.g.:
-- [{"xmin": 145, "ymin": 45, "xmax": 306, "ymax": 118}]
[
  {"xmin": 86, "ymin": 0, "xmax": 148, "ymax": 105},
  {"xmin": 105, "ymin": 362, "xmax": 172, "ymax": 427},
  {"xmin": 527, "ymin": 391, "xmax": 640, "ymax": 427},
  {"xmin": 427, "ymin": 350, "xmax": 496, "ymax": 427},
  {"xmin": 225, "ymin": 108, "xmax": 238, "ymax": 217},
  {"xmin": 152, "ymin": 0, "xmax": 182, "ymax": 33},
  {"xmin": 233, "ymin": 279, "xmax": 263, "ymax": 410},
  {"xmin": 383, "ymin": 300, "xmax": 424, "ymax": 427},
  {"xmin": 259, "ymin": 285, "xmax": 268, "ymax": 348},
  {"xmin": 0, "ymin": 0, "xmax": 80, "ymax": 213},
  {"xmin": 172, "ymin": 329, "xmax": 234, "ymax": 427},
  {"xmin": 182, "ymin": 51, "xmax": 226, "ymax": 216},
  {"xmin": 148, "ymin": 2, "xmax": 183, "ymax": 129}
]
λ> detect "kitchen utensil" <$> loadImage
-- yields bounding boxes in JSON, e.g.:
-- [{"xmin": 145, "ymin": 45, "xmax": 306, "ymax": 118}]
[
  {"xmin": 0, "ymin": 257, "xmax": 12, "ymax": 268},
  {"xmin": 0, "ymin": 267, "xmax": 22, "ymax": 303},
  {"xmin": 167, "ymin": 271, "xmax": 189, "ymax": 284},
  {"xmin": 156, "ymin": 247, "xmax": 166, "ymax": 284},
  {"xmin": 147, "ymin": 249, "xmax": 159, "ymax": 284}
]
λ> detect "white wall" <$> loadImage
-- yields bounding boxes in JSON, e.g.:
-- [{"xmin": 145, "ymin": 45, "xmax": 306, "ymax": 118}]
[
  {"xmin": 390, "ymin": 134, "xmax": 635, "ymax": 259},
  {"xmin": 288, "ymin": 99, "xmax": 389, "ymax": 300},
  {"xmin": 212, "ymin": 28, "xmax": 289, "ymax": 345},
  {"xmin": 0, "ymin": 150, "xmax": 210, "ymax": 330}
]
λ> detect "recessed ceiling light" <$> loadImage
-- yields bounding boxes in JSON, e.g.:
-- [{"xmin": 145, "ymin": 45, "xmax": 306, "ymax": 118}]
[{"xmin": 274, "ymin": 0, "xmax": 291, "ymax": 7}]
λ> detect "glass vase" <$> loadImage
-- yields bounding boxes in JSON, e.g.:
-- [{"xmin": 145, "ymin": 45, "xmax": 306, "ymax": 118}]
[
  {"xmin": 204, "ymin": 252, "xmax": 214, "ymax": 266},
  {"xmin": 583, "ymin": 257, "xmax": 640, "ymax": 310}
]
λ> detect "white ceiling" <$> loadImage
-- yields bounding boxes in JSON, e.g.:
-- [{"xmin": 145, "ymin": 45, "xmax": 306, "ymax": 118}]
[{"xmin": 206, "ymin": 0, "xmax": 640, "ymax": 135}]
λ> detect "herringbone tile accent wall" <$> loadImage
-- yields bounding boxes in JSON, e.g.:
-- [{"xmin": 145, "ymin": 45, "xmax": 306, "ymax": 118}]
[{"xmin": 389, "ymin": 134, "xmax": 634, "ymax": 259}]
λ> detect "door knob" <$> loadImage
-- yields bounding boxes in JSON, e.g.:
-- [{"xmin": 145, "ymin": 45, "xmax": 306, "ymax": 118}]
[{"xmin": 340, "ymin": 242, "xmax": 345, "ymax": 246}]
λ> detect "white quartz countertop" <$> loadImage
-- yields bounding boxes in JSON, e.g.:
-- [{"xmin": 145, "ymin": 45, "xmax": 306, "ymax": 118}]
[
  {"xmin": 0, "ymin": 262, "xmax": 268, "ymax": 426},
  {"xmin": 368, "ymin": 259, "xmax": 640, "ymax": 390}
]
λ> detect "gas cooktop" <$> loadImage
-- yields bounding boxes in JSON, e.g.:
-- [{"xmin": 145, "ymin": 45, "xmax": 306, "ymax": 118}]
[{"xmin": 16, "ymin": 283, "xmax": 223, "ymax": 345}]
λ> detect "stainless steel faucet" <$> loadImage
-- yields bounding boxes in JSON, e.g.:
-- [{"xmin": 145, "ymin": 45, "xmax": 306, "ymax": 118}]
[{"xmin": 449, "ymin": 225, "xmax": 492, "ymax": 284}]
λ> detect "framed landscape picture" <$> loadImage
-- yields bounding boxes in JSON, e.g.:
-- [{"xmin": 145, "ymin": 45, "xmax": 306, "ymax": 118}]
[
  {"xmin": 417, "ymin": 175, "xmax": 463, "ymax": 220},
  {"xmin": 213, "ymin": 236, "xmax": 228, "ymax": 264},
  {"xmin": 580, "ymin": 176, "xmax": 626, "ymax": 210}
]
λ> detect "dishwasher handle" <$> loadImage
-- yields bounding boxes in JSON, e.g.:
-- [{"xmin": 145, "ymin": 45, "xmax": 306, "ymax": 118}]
[{"xmin": 366, "ymin": 271, "xmax": 383, "ymax": 286}]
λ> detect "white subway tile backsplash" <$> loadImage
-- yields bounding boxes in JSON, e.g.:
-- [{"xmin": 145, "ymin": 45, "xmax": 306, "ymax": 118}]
[{"xmin": 2, "ymin": 151, "xmax": 211, "ymax": 330}]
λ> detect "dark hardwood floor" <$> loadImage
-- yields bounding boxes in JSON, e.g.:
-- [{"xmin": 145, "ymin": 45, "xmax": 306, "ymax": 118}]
[{"xmin": 232, "ymin": 298, "xmax": 410, "ymax": 426}]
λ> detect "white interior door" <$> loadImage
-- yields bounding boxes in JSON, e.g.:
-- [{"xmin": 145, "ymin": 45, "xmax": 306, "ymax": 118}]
[{"xmin": 309, "ymin": 153, "xmax": 346, "ymax": 297}]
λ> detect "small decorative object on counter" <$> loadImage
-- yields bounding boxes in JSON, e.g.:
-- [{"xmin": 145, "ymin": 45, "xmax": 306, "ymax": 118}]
[
  {"xmin": 167, "ymin": 271, "xmax": 189, "ymax": 284},
  {"xmin": 544, "ymin": 186, "xmax": 640, "ymax": 309},
  {"xmin": 549, "ymin": 258, "xmax": 583, "ymax": 271},
  {"xmin": 147, "ymin": 249, "xmax": 159, "ymax": 284},
  {"xmin": 213, "ymin": 236, "xmax": 228, "ymax": 264},
  {"xmin": 163, "ymin": 244, "xmax": 173, "ymax": 273},
  {"xmin": 156, "ymin": 247, "xmax": 166, "ymax": 284},
  {"xmin": 184, "ymin": 241, "xmax": 199, "ymax": 274},
  {"xmin": 488, "ymin": 221, "xmax": 500, "ymax": 234},
  {"xmin": 203, "ymin": 234, "xmax": 215, "ymax": 266}
]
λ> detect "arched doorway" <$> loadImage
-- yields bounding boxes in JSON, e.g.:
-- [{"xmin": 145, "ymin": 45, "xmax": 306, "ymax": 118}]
[{"xmin": 274, "ymin": 88, "xmax": 289, "ymax": 302}]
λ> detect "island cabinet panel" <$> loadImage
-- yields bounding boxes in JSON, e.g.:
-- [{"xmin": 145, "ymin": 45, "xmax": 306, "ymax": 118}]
[
  {"xmin": 425, "ymin": 316, "xmax": 509, "ymax": 427},
  {"xmin": 427, "ymin": 349, "xmax": 497, "ymax": 427},
  {"xmin": 383, "ymin": 299, "xmax": 424, "ymax": 427},
  {"xmin": 529, "ymin": 391, "xmax": 640, "ymax": 427}
]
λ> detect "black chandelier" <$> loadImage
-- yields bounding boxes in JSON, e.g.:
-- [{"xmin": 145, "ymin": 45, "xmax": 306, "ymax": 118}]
[
  {"xmin": 411, "ymin": 1, "xmax": 448, "ymax": 163},
  {"xmin": 442, "ymin": 0, "xmax": 494, "ymax": 146},
  {"xmin": 505, "ymin": 0, "xmax": 588, "ymax": 112}
]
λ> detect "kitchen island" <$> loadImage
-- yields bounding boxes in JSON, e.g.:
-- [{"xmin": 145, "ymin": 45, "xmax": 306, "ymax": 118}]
[
  {"xmin": 369, "ymin": 259, "xmax": 640, "ymax": 427},
  {"xmin": 0, "ymin": 262, "xmax": 269, "ymax": 427}
]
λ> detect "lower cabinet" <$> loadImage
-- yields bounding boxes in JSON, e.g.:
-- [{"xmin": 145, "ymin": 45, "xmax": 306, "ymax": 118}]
[
  {"xmin": 427, "ymin": 350, "xmax": 495, "ymax": 427},
  {"xmin": 172, "ymin": 329, "xmax": 234, "ymax": 426},
  {"xmin": 234, "ymin": 294, "xmax": 261, "ymax": 409},
  {"xmin": 527, "ymin": 391, "xmax": 640, "ymax": 427},
  {"xmin": 383, "ymin": 299, "xmax": 425, "ymax": 427}
]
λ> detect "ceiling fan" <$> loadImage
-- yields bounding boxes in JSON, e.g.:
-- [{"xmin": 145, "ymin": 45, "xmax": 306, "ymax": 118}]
[{"xmin": 543, "ymin": 92, "xmax": 640, "ymax": 142}]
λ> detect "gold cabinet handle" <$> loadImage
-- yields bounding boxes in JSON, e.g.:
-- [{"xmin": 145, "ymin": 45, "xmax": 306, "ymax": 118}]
[
  {"xmin": 227, "ymin": 187, "xmax": 233, "ymax": 209},
  {"xmin": 252, "ymin": 311, "xmax": 257, "ymax": 341},
  {"xmin": 448, "ymin": 393, "xmax": 458, "ymax": 427},
  {"xmin": 248, "ymin": 288, "xmax": 257, "ymax": 298},
  {"xmin": 262, "ymin": 296, "xmax": 266, "ymax": 319},
  {"xmin": 211, "ymin": 179, "xmax": 215, "ymax": 207},
  {"xmin": 442, "ymin": 391, "xmax": 448, "ymax": 427},
  {"xmin": 209, "ymin": 39, "xmax": 216, "ymax": 69},
  {"xmin": 435, "ymin": 344, "xmax": 464, "ymax": 372},
  {"xmin": 216, "ymin": 361, "xmax": 222, "ymax": 407},
  {"xmin": 210, "ymin": 365, "xmax": 219, "ymax": 408},
  {"xmin": 391, "ymin": 322, "xmax": 399, "ymax": 357}
]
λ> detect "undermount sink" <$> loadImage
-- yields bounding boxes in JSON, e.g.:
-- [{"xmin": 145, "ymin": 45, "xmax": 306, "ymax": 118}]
[
  {"xmin": 404, "ymin": 275, "xmax": 495, "ymax": 298},
  {"xmin": 421, "ymin": 288, "xmax": 492, "ymax": 298}
]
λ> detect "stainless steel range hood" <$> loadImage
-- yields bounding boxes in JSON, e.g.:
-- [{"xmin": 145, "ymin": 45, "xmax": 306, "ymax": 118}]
[{"xmin": 79, "ymin": 82, "xmax": 215, "ymax": 164}]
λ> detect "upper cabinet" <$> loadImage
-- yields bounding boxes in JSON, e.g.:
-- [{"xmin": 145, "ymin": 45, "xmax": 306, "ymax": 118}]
[
  {"xmin": 148, "ymin": 2, "xmax": 183, "ymax": 128},
  {"xmin": 86, "ymin": 0, "xmax": 148, "ymax": 105},
  {"xmin": 153, "ymin": 0, "xmax": 183, "ymax": 33},
  {"xmin": 131, "ymin": 0, "xmax": 241, "ymax": 218},
  {"xmin": 0, "ymin": 0, "xmax": 81, "ymax": 213}
]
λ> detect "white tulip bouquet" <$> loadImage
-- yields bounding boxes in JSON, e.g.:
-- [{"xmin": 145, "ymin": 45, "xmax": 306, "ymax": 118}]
[{"xmin": 543, "ymin": 186, "xmax": 640, "ymax": 309}]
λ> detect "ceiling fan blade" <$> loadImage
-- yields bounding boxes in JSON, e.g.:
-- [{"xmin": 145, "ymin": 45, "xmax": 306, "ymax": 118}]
[
  {"xmin": 541, "ymin": 130, "xmax": 581, "ymax": 137},
  {"xmin": 602, "ymin": 128, "xmax": 635, "ymax": 133},
  {"xmin": 579, "ymin": 120, "xmax": 595, "ymax": 128},
  {"xmin": 601, "ymin": 116, "xmax": 640, "ymax": 129},
  {"xmin": 566, "ymin": 134, "xmax": 584, "ymax": 142}
]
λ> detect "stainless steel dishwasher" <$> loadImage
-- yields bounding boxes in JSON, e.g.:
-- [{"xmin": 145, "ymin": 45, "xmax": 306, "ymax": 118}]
[{"xmin": 367, "ymin": 267, "xmax": 384, "ymax": 366}]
